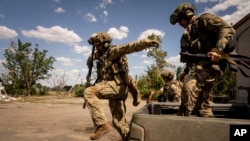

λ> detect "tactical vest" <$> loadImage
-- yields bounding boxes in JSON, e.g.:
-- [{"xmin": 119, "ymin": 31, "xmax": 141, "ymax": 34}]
[
  {"xmin": 111, "ymin": 55, "xmax": 129, "ymax": 85},
  {"xmin": 96, "ymin": 49, "xmax": 129, "ymax": 85},
  {"xmin": 189, "ymin": 13, "xmax": 218, "ymax": 54},
  {"xmin": 180, "ymin": 13, "xmax": 235, "ymax": 63},
  {"xmin": 188, "ymin": 13, "xmax": 235, "ymax": 54}
]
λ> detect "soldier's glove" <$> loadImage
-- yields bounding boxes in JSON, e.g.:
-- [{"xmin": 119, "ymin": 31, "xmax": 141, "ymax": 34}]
[
  {"xmin": 207, "ymin": 51, "xmax": 222, "ymax": 63},
  {"xmin": 144, "ymin": 39, "xmax": 160, "ymax": 48}
]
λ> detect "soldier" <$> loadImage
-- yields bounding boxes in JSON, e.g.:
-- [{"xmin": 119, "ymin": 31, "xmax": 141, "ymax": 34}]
[
  {"xmin": 160, "ymin": 70, "xmax": 182, "ymax": 102},
  {"xmin": 148, "ymin": 70, "xmax": 182, "ymax": 103},
  {"xmin": 169, "ymin": 3, "xmax": 235, "ymax": 117},
  {"xmin": 84, "ymin": 32, "xmax": 159, "ymax": 140}
]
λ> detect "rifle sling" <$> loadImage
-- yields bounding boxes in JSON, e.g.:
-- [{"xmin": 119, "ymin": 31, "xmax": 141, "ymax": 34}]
[{"xmin": 211, "ymin": 48, "xmax": 236, "ymax": 65}]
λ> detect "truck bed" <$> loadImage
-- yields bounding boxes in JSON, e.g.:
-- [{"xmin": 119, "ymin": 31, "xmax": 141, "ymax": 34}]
[{"xmin": 128, "ymin": 102, "xmax": 250, "ymax": 141}]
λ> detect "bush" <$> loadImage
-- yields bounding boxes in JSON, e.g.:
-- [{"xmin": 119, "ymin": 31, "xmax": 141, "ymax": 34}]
[
  {"xmin": 3, "ymin": 84, "xmax": 16, "ymax": 95},
  {"xmin": 39, "ymin": 86, "xmax": 49, "ymax": 95},
  {"xmin": 74, "ymin": 85, "xmax": 85, "ymax": 97},
  {"xmin": 31, "ymin": 86, "xmax": 37, "ymax": 95},
  {"xmin": 16, "ymin": 89, "xmax": 26, "ymax": 96},
  {"xmin": 139, "ymin": 88, "xmax": 152, "ymax": 99}
]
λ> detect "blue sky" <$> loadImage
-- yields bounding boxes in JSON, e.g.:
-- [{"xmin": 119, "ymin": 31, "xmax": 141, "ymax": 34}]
[{"xmin": 0, "ymin": 0, "xmax": 249, "ymax": 86}]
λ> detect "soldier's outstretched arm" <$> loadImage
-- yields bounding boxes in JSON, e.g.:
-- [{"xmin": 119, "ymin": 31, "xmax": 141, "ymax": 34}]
[{"xmin": 108, "ymin": 39, "xmax": 159, "ymax": 60}]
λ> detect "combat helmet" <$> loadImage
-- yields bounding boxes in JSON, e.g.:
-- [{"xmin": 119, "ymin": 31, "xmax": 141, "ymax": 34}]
[
  {"xmin": 160, "ymin": 70, "xmax": 175, "ymax": 81},
  {"xmin": 170, "ymin": 3, "xmax": 195, "ymax": 25},
  {"xmin": 88, "ymin": 32, "xmax": 112, "ymax": 48}
]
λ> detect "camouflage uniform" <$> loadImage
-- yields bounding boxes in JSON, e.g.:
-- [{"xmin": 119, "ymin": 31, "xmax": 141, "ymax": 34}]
[
  {"xmin": 148, "ymin": 70, "xmax": 182, "ymax": 103},
  {"xmin": 162, "ymin": 81, "xmax": 182, "ymax": 102},
  {"xmin": 84, "ymin": 32, "xmax": 159, "ymax": 140},
  {"xmin": 170, "ymin": 3, "xmax": 235, "ymax": 117},
  {"xmin": 161, "ymin": 70, "xmax": 182, "ymax": 102}
]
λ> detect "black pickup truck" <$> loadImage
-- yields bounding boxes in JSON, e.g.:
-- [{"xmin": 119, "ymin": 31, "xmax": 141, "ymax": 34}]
[{"xmin": 128, "ymin": 102, "xmax": 250, "ymax": 141}]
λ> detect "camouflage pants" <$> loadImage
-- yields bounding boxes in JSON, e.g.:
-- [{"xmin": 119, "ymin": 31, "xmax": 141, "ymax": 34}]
[
  {"xmin": 178, "ymin": 64, "xmax": 220, "ymax": 117},
  {"xmin": 84, "ymin": 81, "xmax": 129, "ymax": 137}
]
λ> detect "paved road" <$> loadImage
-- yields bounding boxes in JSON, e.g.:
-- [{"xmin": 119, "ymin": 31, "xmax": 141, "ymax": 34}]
[{"xmin": 0, "ymin": 97, "xmax": 146, "ymax": 141}]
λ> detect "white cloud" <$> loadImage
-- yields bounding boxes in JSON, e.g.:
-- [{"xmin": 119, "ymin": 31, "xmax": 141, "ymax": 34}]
[
  {"xmin": 195, "ymin": 0, "xmax": 218, "ymax": 3},
  {"xmin": 166, "ymin": 55, "xmax": 184, "ymax": 67},
  {"xmin": 0, "ymin": 25, "xmax": 18, "ymax": 39},
  {"xmin": 73, "ymin": 59, "xmax": 83, "ymax": 63},
  {"xmin": 107, "ymin": 26, "xmax": 129, "ymax": 40},
  {"xmin": 137, "ymin": 29, "xmax": 165, "ymax": 40},
  {"xmin": 0, "ymin": 13, "xmax": 4, "ymax": 18},
  {"xmin": 132, "ymin": 65, "xmax": 144, "ymax": 69},
  {"xmin": 55, "ymin": 7, "xmax": 65, "ymax": 13},
  {"xmin": 54, "ymin": 0, "xmax": 60, "ymax": 3},
  {"xmin": 21, "ymin": 26, "xmax": 82, "ymax": 44},
  {"xmin": 56, "ymin": 57, "xmax": 74, "ymax": 66},
  {"xmin": 44, "ymin": 68, "xmax": 82, "ymax": 86},
  {"xmin": 140, "ymin": 54, "xmax": 147, "ymax": 58},
  {"xmin": 0, "ymin": 59, "xmax": 5, "ymax": 64},
  {"xmin": 103, "ymin": 10, "xmax": 108, "ymax": 16},
  {"xmin": 84, "ymin": 13, "xmax": 97, "ymax": 22},
  {"xmin": 67, "ymin": 69, "xmax": 83, "ymax": 85},
  {"xmin": 204, "ymin": 0, "xmax": 250, "ymax": 24},
  {"xmin": 99, "ymin": 0, "xmax": 112, "ymax": 9},
  {"xmin": 100, "ymin": 10, "xmax": 109, "ymax": 22},
  {"xmin": 66, "ymin": 69, "xmax": 80, "ymax": 78},
  {"xmin": 74, "ymin": 45, "xmax": 91, "ymax": 54},
  {"xmin": 143, "ymin": 59, "xmax": 154, "ymax": 65}
]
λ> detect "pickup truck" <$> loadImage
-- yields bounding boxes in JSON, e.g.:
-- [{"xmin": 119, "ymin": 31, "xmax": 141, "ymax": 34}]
[{"xmin": 128, "ymin": 101, "xmax": 250, "ymax": 141}]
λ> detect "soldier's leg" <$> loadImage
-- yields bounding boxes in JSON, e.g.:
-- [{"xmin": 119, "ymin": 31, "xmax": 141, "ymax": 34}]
[
  {"xmin": 178, "ymin": 78, "xmax": 201, "ymax": 116},
  {"xmin": 198, "ymin": 83, "xmax": 214, "ymax": 117},
  {"xmin": 172, "ymin": 84, "xmax": 182, "ymax": 103},
  {"xmin": 173, "ymin": 93, "xmax": 181, "ymax": 102},
  {"xmin": 195, "ymin": 66, "xmax": 218, "ymax": 117},
  {"xmin": 84, "ymin": 86, "xmax": 108, "ymax": 126},
  {"xmin": 84, "ymin": 82, "xmax": 115, "ymax": 140},
  {"xmin": 109, "ymin": 98, "xmax": 129, "ymax": 141},
  {"xmin": 128, "ymin": 76, "xmax": 141, "ymax": 106}
]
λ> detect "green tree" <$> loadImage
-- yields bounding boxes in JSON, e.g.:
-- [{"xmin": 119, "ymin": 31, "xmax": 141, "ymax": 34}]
[
  {"xmin": 136, "ymin": 74, "xmax": 152, "ymax": 99},
  {"xmin": 212, "ymin": 67, "xmax": 236, "ymax": 97},
  {"xmin": 176, "ymin": 66, "xmax": 183, "ymax": 80},
  {"xmin": 145, "ymin": 34, "xmax": 170, "ymax": 90},
  {"xmin": 137, "ymin": 34, "xmax": 171, "ymax": 98},
  {"xmin": 2, "ymin": 39, "xmax": 55, "ymax": 96}
]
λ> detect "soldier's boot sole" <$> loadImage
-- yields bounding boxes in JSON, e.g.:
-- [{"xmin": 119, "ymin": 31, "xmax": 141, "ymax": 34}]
[
  {"xmin": 199, "ymin": 108, "xmax": 214, "ymax": 117},
  {"xmin": 90, "ymin": 123, "xmax": 113, "ymax": 140}
]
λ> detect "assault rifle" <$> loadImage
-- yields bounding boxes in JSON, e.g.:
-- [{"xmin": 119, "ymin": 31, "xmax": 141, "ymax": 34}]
[
  {"xmin": 83, "ymin": 44, "xmax": 95, "ymax": 109},
  {"xmin": 180, "ymin": 50, "xmax": 250, "ymax": 77}
]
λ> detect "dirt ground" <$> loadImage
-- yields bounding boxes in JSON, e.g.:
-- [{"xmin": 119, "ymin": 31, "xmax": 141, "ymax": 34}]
[{"xmin": 0, "ymin": 95, "xmax": 146, "ymax": 141}]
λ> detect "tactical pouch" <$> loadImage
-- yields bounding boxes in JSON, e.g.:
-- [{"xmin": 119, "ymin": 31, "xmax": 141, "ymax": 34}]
[{"xmin": 112, "ymin": 63, "xmax": 129, "ymax": 85}]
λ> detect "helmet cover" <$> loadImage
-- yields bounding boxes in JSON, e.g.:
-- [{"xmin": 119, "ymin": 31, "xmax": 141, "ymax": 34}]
[{"xmin": 170, "ymin": 3, "xmax": 195, "ymax": 25}]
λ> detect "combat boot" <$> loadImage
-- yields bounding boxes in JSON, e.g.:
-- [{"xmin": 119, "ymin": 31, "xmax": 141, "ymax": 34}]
[
  {"xmin": 199, "ymin": 108, "xmax": 214, "ymax": 117},
  {"xmin": 90, "ymin": 123, "xmax": 112, "ymax": 140}
]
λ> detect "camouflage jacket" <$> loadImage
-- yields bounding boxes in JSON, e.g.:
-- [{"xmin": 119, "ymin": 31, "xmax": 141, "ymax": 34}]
[
  {"xmin": 87, "ymin": 39, "xmax": 155, "ymax": 85},
  {"xmin": 162, "ymin": 80, "xmax": 182, "ymax": 102},
  {"xmin": 180, "ymin": 13, "xmax": 235, "ymax": 63}
]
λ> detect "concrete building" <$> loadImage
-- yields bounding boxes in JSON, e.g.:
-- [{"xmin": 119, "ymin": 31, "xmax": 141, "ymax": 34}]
[{"xmin": 233, "ymin": 13, "xmax": 250, "ymax": 104}]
